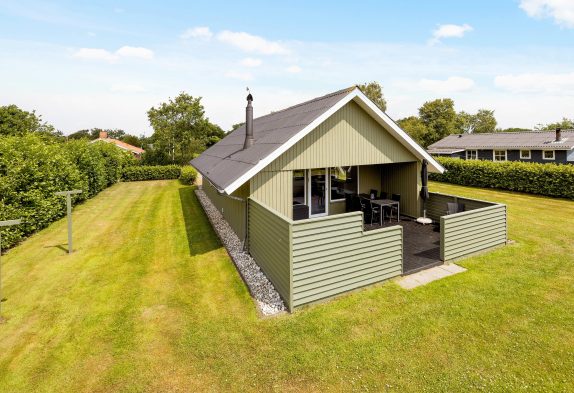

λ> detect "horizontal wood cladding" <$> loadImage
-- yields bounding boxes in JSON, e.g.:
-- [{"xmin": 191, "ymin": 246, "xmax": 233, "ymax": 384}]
[
  {"xmin": 440, "ymin": 204, "xmax": 507, "ymax": 261},
  {"xmin": 291, "ymin": 213, "xmax": 402, "ymax": 307},
  {"xmin": 267, "ymin": 100, "xmax": 417, "ymax": 171},
  {"xmin": 426, "ymin": 192, "xmax": 496, "ymax": 222},
  {"xmin": 204, "ymin": 181, "xmax": 247, "ymax": 240},
  {"xmin": 248, "ymin": 198, "xmax": 292, "ymax": 309}
]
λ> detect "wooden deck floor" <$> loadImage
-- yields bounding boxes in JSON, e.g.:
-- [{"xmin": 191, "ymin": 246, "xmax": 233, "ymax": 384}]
[{"xmin": 365, "ymin": 217, "xmax": 442, "ymax": 274}]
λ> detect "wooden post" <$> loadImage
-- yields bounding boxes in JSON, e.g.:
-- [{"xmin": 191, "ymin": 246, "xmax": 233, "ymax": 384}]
[
  {"xmin": 0, "ymin": 219, "xmax": 22, "ymax": 323},
  {"xmin": 55, "ymin": 190, "xmax": 82, "ymax": 254}
]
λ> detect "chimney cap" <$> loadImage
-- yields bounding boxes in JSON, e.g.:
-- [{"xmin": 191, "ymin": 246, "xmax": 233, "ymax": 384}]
[{"xmin": 247, "ymin": 93, "xmax": 253, "ymax": 101}]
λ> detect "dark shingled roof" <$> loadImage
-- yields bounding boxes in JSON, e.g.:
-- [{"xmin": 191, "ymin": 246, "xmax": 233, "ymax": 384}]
[
  {"xmin": 191, "ymin": 87, "xmax": 355, "ymax": 192},
  {"xmin": 428, "ymin": 130, "xmax": 574, "ymax": 151}
]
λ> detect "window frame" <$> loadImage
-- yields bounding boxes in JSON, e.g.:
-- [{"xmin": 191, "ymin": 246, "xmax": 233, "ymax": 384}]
[
  {"xmin": 543, "ymin": 150, "xmax": 555, "ymax": 160},
  {"xmin": 520, "ymin": 150, "xmax": 531, "ymax": 159},
  {"xmin": 493, "ymin": 149, "xmax": 507, "ymax": 162},
  {"xmin": 465, "ymin": 150, "xmax": 478, "ymax": 160},
  {"xmin": 329, "ymin": 166, "xmax": 358, "ymax": 202}
]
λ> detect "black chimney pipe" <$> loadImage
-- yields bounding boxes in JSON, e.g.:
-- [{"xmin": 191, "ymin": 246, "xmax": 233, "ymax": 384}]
[
  {"xmin": 243, "ymin": 93, "xmax": 254, "ymax": 149},
  {"xmin": 556, "ymin": 127, "xmax": 562, "ymax": 142}
]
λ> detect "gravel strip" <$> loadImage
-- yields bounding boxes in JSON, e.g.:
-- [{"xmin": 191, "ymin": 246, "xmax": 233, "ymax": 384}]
[{"xmin": 194, "ymin": 188, "xmax": 286, "ymax": 315}]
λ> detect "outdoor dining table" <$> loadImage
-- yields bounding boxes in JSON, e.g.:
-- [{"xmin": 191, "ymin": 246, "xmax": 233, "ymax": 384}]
[{"xmin": 370, "ymin": 199, "xmax": 400, "ymax": 225}]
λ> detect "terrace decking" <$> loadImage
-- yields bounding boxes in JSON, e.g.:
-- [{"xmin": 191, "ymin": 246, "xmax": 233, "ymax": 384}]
[{"xmin": 365, "ymin": 217, "xmax": 442, "ymax": 274}]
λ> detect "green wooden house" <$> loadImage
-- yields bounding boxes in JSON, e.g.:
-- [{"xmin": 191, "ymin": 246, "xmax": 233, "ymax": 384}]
[{"xmin": 191, "ymin": 87, "xmax": 507, "ymax": 311}]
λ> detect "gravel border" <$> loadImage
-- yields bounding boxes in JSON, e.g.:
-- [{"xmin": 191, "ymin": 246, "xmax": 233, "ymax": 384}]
[{"xmin": 194, "ymin": 188, "xmax": 286, "ymax": 315}]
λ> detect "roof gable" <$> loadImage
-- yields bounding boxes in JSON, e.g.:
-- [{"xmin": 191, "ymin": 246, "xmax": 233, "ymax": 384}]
[{"xmin": 192, "ymin": 87, "xmax": 444, "ymax": 194}]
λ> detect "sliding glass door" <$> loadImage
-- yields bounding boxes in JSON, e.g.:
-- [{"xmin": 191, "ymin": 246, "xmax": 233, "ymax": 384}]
[{"xmin": 308, "ymin": 168, "xmax": 327, "ymax": 217}]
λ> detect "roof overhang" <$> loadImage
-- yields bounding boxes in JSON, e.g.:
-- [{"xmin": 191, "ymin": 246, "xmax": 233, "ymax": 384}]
[{"xmin": 222, "ymin": 88, "xmax": 445, "ymax": 195}]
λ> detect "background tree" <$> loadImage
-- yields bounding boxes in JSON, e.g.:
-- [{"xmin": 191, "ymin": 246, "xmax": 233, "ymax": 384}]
[
  {"xmin": 0, "ymin": 104, "xmax": 56, "ymax": 136},
  {"xmin": 418, "ymin": 98, "xmax": 457, "ymax": 147},
  {"xmin": 455, "ymin": 109, "xmax": 497, "ymax": 134},
  {"xmin": 358, "ymin": 81, "xmax": 387, "ymax": 112},
  {"xmin": 536, "ymin": 117, "xmax": 574, "ymax": 130},
  {"xmin": 397, "ymin": 116, "xmax": 428, "ymax": 146},
  {"xmin": 147, "ymin": 92, "xmax": 222, "ymax": 165}
]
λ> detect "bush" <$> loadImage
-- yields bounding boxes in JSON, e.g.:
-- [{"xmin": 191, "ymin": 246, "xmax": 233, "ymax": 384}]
[
  {"xmin": 121, "ymin": 165, "xmax": 182, "ymax": 181},
  {"xmin": 179, "ymin": 166, "xmax": 198, "ymax": 185},
  {"xmin": 430, "ymin": 157, "xmax": 574, "ymax": 199}
]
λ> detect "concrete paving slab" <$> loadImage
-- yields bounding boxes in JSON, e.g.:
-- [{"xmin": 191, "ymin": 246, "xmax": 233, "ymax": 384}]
[{"xmin": 397, "ymin": 263, "xmax": 467, "ymax": 289}]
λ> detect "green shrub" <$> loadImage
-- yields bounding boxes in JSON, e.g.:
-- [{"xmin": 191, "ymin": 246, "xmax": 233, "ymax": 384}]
[
  {"xmin": 121, "ymin": 165, "xmax": 182, "ymax": 181},
  {"xmin": 63, "ymin": 141, "xmax": 108, "ymax": 198},
  {"xmin": 0, "ymin": 135, "xmax": 87, "ymax": 248},
  {"xmin": 430, "ymin": 157, "xmax": 574, "ymax": 199},
  {"xmin": 91, "ymin": 141, "xmax": 136, "ymax": 186},
  {"xmin": 179, "ymin": 166, "xmax": 198, "ymax": 185}
]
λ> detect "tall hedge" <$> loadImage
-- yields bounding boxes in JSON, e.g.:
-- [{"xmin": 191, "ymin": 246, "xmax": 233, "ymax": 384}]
[
  {"xmin": 0, "ymin": 135, "xmax": 132, "ymax": 248},
  {"xmin": 121, "ymin": 165, "xmax": 181, "ymax": 181},
  {"xmin": 430, "ymin": 157, "xmax": 574, "ymax": 199}
]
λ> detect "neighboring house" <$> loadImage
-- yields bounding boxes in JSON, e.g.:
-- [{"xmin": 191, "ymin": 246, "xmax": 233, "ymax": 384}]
[
  {"xmin": 91, "ymin": 131, "xmax": 145, "ymax": 159},
  {"xmin": 192, "ymin": 87, "xmax": 507, "ymax": 311},
  {"xmin": 427, "ymin": 129, "xmax": 574, "ymax": 164}
]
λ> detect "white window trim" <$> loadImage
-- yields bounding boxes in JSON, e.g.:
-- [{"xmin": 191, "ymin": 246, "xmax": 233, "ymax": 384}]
[
  {"xmin": 329, "ymin": 166, "xmax": 358, "ymax": 203},
  {"xmin": 308, "ymin": 168, "xmax": 329, "ymax": 217},
  {"xmin": 543, "ymin": 150, "xmax": 555, "ymax": 160},
  {"xmin": 493, "ymin": 150, "xmax": 507, "ymax": 162},
  {"xmin": 520, "ymin": 150, "xmax": 531, "ymax": 159},
  {"xmin": 466, "ymin": 150, "xmax": 478, "ymax": 160}
]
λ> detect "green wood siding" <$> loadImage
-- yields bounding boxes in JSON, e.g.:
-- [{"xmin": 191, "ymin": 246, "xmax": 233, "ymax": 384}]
[
  {"xmin": 267, "ymin": 101, "xmax": 417, "ymax": 171},
  {"xmin": 426, "ymin": 192, "xmax": 495, "ymax": 222},
  {"xmin": 248, "ymin": 198, "xmax": 293, "ymax": 310},
  {"xmin": 291, "ymin": 213, "xmax": 402, "ymax": 307},
  {"xmin": 250, "ymin": 170, "xmax": 292, "ymax": 218},
  {"xmin": 358, "ymin": 165, "xmax": 381, "ymax": 195},
  {"xmin": 440, "ymin": 204, "xmax": 507, "ymax": 261},
  {"xmin": 380, "ymin": 162, "xmax": 421, "ymax": 217},
  {"xmin": 204, "ymin": 181, "xmax": 248, "ymax": 240}
]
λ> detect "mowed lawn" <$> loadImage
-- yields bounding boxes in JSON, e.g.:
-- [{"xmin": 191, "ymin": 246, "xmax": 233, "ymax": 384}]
[{"xmin": 1, "ymin": 180, "xmax": 573, "ymax": 392}]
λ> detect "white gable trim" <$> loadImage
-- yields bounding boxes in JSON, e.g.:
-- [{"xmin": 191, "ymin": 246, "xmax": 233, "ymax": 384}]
[{"xmin": 223, "ymin": 88, "xmax": 445, "ymax": 195}]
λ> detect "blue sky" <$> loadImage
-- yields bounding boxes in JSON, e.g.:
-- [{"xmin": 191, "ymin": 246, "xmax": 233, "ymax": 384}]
[{"xmin": 1, "ymin": 0, "xmax": 573, "ymax": 135}]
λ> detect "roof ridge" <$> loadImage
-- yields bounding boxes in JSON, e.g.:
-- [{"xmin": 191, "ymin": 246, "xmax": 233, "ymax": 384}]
[
  {"xmin": 253, "ymin": 86, "xmax": 356, "ymax": 121},
  {"xmin": 451, "ymin": 129, "xmax": 574, "ymax": 137}
]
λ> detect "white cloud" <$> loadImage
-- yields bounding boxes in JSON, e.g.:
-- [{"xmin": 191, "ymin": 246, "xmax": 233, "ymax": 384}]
[
  {"xmin": 494, "ymin": 72, "xmax": 574, "ymax": 94},
  {"xmin": 180, "ymin": 26, "xmax": 213, "ymax": 40},
  {"xmin": 240, "ymin": 57, "xmax": 262, "ymax": 67},
  {"xmin": 72, "ymin": 48, "xmax": 118, "ymax": 62},
  {"xmin": 115, "ymin": 46, "xmax": 154, "ymax": 59},
  {"xmin": 224, "ymin": 70, "xmax": 253, "ymax": 81},
  {"xmin": 519, "ymin": 0, "xmax": 574, "ymax": 28},
  {"xmin": 72, "ymin": 46, "xmax": 154, "ymax": 63},
  {"xmin": 417, "ymin": 76, "xmax": 475, "ymax": 93},
  {"xmin": 430, "ymin": 24, "xmax": 473, "ymax": 44},
  {"xmin": 110, "ymin": 83, "xmax": 147, "ymax": 93},
  {"xmin": 286, "ymin": 65, "xmax": 302, "ymax": 73},
  {"xmin": 217, "ymin": 30, "xmax": 289, "ymax": 55}
]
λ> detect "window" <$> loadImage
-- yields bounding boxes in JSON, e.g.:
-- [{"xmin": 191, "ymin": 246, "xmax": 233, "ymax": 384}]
[
  {"xmin": 292, "ymin": 170, "xmax": 305, "ymax": 205},
  {"xmin": 466, "ymin": 150, "xmax": 478, "ymax": 160},
  {"xmin": 329, "ymin": 166, "xmax": 357, "ymax": 202},
  {"xmin": 520, "ymin": 150, "xmax": 531, "ymax": 159},
  {"xmin": 493, "ymin": 150, "xmax": 507, "ymax": 162},
  {"xmin": 543, "ymin": 150, "xmax": 555, "ymax": 160}
]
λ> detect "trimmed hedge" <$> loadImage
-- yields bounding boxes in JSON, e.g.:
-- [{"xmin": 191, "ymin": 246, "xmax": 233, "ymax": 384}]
[
  {"xmin": 179, "ymin": 166, "xmax": 198, "ymax": 185},
  {"xmin": 430, "ymin": 157, "xmax": 574, "ymax": 199},
  {"xmin": 0, "ymin": 135, "xmax": 132, "ymax": 248},
  {"xmin": 121, "ymin": 165, "xmax": 181, "ymax": 182}
]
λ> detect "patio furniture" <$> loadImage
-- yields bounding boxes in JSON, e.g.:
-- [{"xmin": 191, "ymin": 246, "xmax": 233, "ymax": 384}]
[
  {"xmin": 371, "ymin": 198, "xmax": 400, "ymax": 225},
  {"xmin": 293, "ymin": 204, "xmax": 309, "ymax": 220},
  {"xmin": 390, "ymin": 194, "xmax": 401, "ymax": 220},
  {"xmin": 446, "ymin": 202, "xmax": 465, "ymax": 215},
  {"xmin": 359, "ymin": 197, "xmax": 376, "ymax": 225},
  {"xmin": 380, "ymin": 191, "xmax": 387, "ymax": 200},
  {"xmin": 369, "ymin": 189, "xmax": 378, "ymax": 199},
  {"xmin": 350, "ymin": 195, "xmax": 362, "ymax": 212}
]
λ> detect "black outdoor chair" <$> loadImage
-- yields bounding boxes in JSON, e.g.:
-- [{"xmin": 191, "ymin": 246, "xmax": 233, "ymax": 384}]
[
  {"xmin": 369, "ymin": 189, "xmax": 378, "ymax": 200},
  {"xmin": 345, "ymin": 193, "xmax": 353, "ymax": 212},
  {"xmin": 350, "ymin": 194, "xmax": 362, "ymax": 212},
  {"xmin": 389, "ymin": 193, "xmax": 401, "ymax": 220},
  {"xmin": 360, "ymin": 197, "xmax": 376, "ymax": 225}
]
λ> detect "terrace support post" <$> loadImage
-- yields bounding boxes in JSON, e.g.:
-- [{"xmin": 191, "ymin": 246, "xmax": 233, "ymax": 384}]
[
  {"xmin": 55, "ymin": 190, "xmax": 82, "ymax": 254},
  {"xmin": 0, "ymin": 219, "xmax": 22, "ymax": 323}
]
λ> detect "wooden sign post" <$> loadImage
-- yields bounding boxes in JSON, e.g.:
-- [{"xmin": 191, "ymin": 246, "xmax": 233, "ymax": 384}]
[
  {"xmin": 0, "ymin": 219, "xmax": 22, "ymax": 323},
  {"xmin": 55, "ymin": 190, "xmax": 82, "ymax": 254}
]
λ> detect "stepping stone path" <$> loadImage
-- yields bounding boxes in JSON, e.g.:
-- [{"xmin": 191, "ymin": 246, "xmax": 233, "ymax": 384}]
[{"xmin": 397, "ymin": 264, "xmax": 466, "ymax": 289}]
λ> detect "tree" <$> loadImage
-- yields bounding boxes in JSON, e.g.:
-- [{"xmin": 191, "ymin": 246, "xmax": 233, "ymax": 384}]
[
  {"xmin": 455, "ymin": 109, "xmax": 497, "ymax": 134},
  {"xmin": 536, "ymin": 117, "xmax": 574, "ymax": 130},
  {"xmin": 147, "ymin": 92, "xmax": 222, "ymax": 165},
  {"xmin": 0, "ymin": 104, "xmax": 55, "ymax": 136},
  {"xmin": 418, "ymin": 98, "xmax": 457, "ymax": 147},
  {"xmin": 358, "ymin": 81, "xmax": 387, "ymax": 112},
  {"xmin": 397, "ymin": 116, "xmax": 428, "ymax": 146},
  {"xmin": 231, "ymin": 122, "xmax": 245, "ymax": 131}
]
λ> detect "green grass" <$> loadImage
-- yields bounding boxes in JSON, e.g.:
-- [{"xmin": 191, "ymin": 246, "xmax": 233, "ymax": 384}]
[{"xmin": 1, "ymin": 180, "xmax": 573, "ymax": 392}]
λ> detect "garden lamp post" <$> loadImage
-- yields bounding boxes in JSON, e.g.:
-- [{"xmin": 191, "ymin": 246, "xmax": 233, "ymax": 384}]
[
  {"xmin": 55, "ymin": 190, "xmax": 82, "ymax": 254},
  {"xmin": 0, "ymin": 219, "xmax": 22, "ymax": 323}
]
